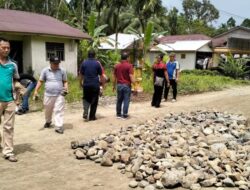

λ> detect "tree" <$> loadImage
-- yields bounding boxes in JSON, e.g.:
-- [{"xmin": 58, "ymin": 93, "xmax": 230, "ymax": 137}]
[
  {"xmin": 227, "ymin": 17, "xmax": 236, "ymax": 29},
  {"xmin": 168, "ymin": 7, "xmax": 179, "ymax": 35},
  {"xmin": 132, "ymin": 0, "xmax": 165, "ymax": 33},
  {"xmin": 241, "ymin": 19, "xmax": 250, "ymax": 28},
  {"xmin": 182, "ymin": 0, "xmax": 219, "ymax": 23}
]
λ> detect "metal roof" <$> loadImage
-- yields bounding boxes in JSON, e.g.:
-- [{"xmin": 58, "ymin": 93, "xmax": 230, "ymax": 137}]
[
  {"xmin": 151, "ymin": 40, "xmax": 212, "ymax": 52},
  {"xmin": 0, "ymin": 9, "xmax": 90, "ymax": 39},
  {"xmin": 158, "ymin": 34, "xmax": 211, "ymax": 44},
  {"xmin": 99, "ymin": 33, "xmax": 143, "ymax": 50}
]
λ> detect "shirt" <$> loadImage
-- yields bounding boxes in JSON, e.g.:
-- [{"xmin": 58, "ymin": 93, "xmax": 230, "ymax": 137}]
[
  {"xmin": 114, "ymin": 60, "xmax": 133, "ymax": 85},
  {"xmin": 166, "ymin": 61, "xmax": 180, "ymax": 80},
  {"xmin": 0, "ymin": 59, "xmax": 19, "ymax": 102},
  {"xmin": 39, "ymin": 67, "xmax": 67, "ymax": 96},
  {"xmin": 80, "ymin": 58, "xmax": 102, "ymax": 88}
]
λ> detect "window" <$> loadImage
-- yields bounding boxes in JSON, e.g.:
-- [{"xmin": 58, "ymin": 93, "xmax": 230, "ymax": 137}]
[
  {"xmin": 46, "ymin": 42, "xmax": 64, "ymax": 61},
  {"xmin": 181, "ymin": 54, "xmax": 186, "ymax": 59}
]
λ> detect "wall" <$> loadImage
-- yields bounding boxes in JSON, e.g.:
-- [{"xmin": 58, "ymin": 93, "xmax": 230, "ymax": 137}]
[
  {"xmin": 31, "ymin": 36, "xmax": 78, "ymax": 77},
  {"xmin": 149, "ymin": 51, "xmax": 196, "ymax": 70}
]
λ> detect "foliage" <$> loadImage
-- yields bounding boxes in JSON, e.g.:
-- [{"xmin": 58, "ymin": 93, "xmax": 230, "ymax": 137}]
[
  {"xmin": 219, "ymin": 54, "xmax": 249, "ymax": 79},
  {"xmin": 178, "ymin": 73, "xmax": 250, "ymax": 95},
  {"xmin": 241, "ymin": 19, "xmax": 250, "ymax": 28},
  {"xmin": 182, "ymin": 0, "xmax": 219, "ymax": 24},
  {"xmin": 181, "ymin": 69, "xmax": 221, "ymax": 76}
]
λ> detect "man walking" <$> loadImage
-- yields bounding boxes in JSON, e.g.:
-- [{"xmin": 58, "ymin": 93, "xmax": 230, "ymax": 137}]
[
  {"xmin": 79, "ymin": 49, "xmax": 104, "ymax": 121},
  {"xmin": 33, "ymin": 56, "xmax": 68, "ymax": 134},
  {"xmin": 0, "ymin": 37, "xmax": 19, "ymax": 162},
  {"xmin": 113, "ymin": 51, "xmax": 134, "ymax": 119},
  {"xmin": 164, "ymin": 52, "xmax": 180, "ymax": 102}
]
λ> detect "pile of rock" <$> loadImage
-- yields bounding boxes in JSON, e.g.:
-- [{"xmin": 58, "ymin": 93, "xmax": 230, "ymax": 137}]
[{"xmin": 71, "ymin": 111, "xmax": 250, "ymax": 190}]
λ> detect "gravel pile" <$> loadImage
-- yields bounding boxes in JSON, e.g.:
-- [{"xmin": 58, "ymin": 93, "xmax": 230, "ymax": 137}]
[{"xmin": 71, "ymin": 111, "xmax": 250, "ymax": 190}]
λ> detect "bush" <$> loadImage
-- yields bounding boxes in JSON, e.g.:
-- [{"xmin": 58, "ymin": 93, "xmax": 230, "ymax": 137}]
[
  {"xmin": 219, "ymin": 54, "xmax": 249, "ymax": 79},
  {"xmin": 181, "ymin": 69, "xmax": 220, "ymax": 76}
]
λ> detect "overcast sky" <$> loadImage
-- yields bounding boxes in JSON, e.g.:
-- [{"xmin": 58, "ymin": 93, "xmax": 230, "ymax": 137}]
[{"xmin": 162, "ymin": 0, "xmax": 250, "ymax": 27}]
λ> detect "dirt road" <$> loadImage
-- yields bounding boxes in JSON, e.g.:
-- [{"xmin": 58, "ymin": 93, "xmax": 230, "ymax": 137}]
[{"xmin": 0, "ymin": 86, "xmax": 250, "ymax": 190}]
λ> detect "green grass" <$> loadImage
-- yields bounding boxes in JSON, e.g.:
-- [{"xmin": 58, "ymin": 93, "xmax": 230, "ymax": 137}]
[{"xmin": 30, "ymin": 70, "xmax": 250, "ymax": 110}]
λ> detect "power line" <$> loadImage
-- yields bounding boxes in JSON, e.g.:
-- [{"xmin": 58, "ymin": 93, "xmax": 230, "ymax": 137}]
[{"xmin": 218, "ymin": 9, "xmax": 248, "ymax": 20}]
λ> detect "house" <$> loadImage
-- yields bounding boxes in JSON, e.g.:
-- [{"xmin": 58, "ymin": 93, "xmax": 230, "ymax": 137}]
[
  {"xmin": 212, "ymin": 26, "xmax": 250, "ymax": 66},
  {"xmin": 0, "ymin": 9, "xmax": 90, "ymax": 76},
  {"xmin": 150, "ymin": 34, "xmax": 212, "ymax": 70}
]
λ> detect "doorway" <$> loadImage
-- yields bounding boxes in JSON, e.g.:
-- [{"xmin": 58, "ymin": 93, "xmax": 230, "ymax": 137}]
[{"xmin": 9, "ymin": 40, "xmax": 23, "ymax": 73}]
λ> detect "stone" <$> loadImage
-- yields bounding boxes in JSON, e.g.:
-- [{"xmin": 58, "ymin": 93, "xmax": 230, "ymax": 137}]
[{"xmin": 129, "ymin": 180, "xmax": 138, "ymax": 188}]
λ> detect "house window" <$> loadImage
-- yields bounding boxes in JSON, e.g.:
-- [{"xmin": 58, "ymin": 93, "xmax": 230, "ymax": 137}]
[
  {"xmin": 181, "ymin": 54, "xmax": 186, "ymax": 59},
  {"xmin": 46, "ymin": 42, "xmax": 65, "ymax": 61}
]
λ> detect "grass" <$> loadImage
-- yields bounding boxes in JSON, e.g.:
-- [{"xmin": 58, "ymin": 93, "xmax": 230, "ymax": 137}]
[{"xmin": 29, "ymin": 70, "xmax": 250, "ymax": 110}]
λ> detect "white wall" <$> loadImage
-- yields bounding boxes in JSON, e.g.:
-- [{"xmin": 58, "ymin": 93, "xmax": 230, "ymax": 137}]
[
  {"xmin": 149, "ymin": 51, "xmax": 196, "ymax": 70},
  {"xmin": 31, "ymin": 36, "xmax": 78, "ymax": 77}
]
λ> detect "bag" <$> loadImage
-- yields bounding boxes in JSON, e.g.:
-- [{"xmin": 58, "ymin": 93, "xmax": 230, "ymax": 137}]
[{"xmin": 154, "ymin": 76, "xmax": 164, "ymax": 86}]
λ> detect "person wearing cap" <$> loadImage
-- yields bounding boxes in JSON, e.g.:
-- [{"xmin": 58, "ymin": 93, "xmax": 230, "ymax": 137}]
[
  {"xmin": 79, "ymin": 49, "xmax": 104, "ymax": 121},
  {"xmin": 164, "ymin": 52, "xmax": 180, "ymax": 102},
  {"xmin": 33, "ymin": 56, "xmax": 68, "ymax": 134}
]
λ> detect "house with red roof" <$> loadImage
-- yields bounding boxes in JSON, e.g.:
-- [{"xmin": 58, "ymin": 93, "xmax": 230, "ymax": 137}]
[
  {"xmin": 0, "ymin": 9, "xmax": 90, "ymax": 75},
  {"xmin": 150, "ymin": 34, "xmax": 213, "ymax": 70}
]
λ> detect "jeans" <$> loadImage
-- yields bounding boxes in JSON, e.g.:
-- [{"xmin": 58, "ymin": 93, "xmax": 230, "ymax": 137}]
[
  {"xmin": 21, "ymin": 82, "xmax": 37, "ymax": 111},
  {"xmin": 116, "ymin": 84, "xmax": 131, "ymax": 117}
]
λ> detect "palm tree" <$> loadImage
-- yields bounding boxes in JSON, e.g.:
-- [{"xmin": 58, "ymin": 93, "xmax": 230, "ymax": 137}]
[{"xmin": 132, "ymin": 0, "xmax": 165, "ymax": 33}]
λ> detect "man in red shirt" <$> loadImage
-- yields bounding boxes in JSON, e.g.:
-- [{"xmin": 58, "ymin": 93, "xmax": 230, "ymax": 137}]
[{"xmin": 113, "ymin": 52, "xmax": 134, "ymax": 119}]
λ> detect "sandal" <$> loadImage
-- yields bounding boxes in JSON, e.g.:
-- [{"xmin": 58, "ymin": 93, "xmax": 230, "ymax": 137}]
[{"xmin": 4, "ymin": 154, "xmax": 18, "ymax": 162}]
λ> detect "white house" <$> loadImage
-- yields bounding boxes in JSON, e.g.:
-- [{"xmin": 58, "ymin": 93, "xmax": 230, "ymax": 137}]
[
  {"xmin": 0, "ymin": 9, "xmax": 90, "ymax": 76},
  {"xmin": 150, "ymin": 34, "xmax": 213, "ymax": 70}
]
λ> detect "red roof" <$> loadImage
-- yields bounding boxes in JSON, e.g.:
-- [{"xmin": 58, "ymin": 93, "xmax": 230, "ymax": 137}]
[
  {"xmin": 158, "ymin": 34, "xmax": 211, "ymax": 43},
  {"xmin": 0, "ymin": 9, "xmax": 90, "ymax": 39}
]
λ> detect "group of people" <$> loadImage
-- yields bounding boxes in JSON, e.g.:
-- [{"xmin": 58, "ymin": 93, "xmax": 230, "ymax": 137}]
[
  {"xmin": 0, "ymin": 36, "xmax": 179, "ymax": 162},
  {"xmin": 152, "ymin": 52, "xmax": 180, "ymax": 108},
  {"xmin": 0, "ymin": 37, "xmax": 135, "ymax": 162}
]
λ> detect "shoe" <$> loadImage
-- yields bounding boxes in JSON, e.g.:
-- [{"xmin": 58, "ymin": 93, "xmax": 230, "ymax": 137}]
[
  {"xmin": 164, "ymin": 99, "xmax": 168, "ymax": 102},
  {"xmin": 116, "ymin": 114, "xmax": 122, "ymax": 119},
  {"xmin": 16, "ymin": 109, "xmax": 26, "ymax": 115},
  {"xmin": 4, "ymin": 154, "xmax": 18, "ymax": 162},
  {"xmin": 44, "ymin": 122, "xmax": 51, "ymax": 128},
  {"xmin": 55, "ymin": 128, "xmax": 64, "ymax": 134},
  {"xmin": 83, "ymin": 114, "xmax": 88, "ymax": 120},
  {"xmin": 122, "ymin": 115, "xmax": 129, "ymax": 120},
  {"xmin": 89, "ymin": 117, "xmax": 96, "ymax": 121},
  {"xmin": 171, "ymin": 99, "xmax": 176, "ymax": 102}
]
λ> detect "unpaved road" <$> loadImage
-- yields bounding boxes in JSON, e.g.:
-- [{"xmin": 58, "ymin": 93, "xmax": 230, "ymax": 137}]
[{"xmin": 0, "ymin": 86, "xmax": 250, "ymax": 190}]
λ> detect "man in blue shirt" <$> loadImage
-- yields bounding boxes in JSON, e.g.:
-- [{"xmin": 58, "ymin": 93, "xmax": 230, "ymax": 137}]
[
  {"xmin": 79, "ymin": 50, "xmax": 104, "ymax": 121},
  {"xmin": 0, "ymin": 37, "xmax": 19, "ymax": 162},
  {"xmin": 164, "ymin": 52, "xmax": 180, "ymax": 102}
]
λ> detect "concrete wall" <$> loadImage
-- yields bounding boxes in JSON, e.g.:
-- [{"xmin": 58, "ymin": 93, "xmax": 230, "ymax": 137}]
[
  {"xmin": 149, "ymin": 51, "xmax": 196, "ymax": 70},
  {"xmin": 31, "ymin": 36, "xmax": 78, "ymax": 77}
]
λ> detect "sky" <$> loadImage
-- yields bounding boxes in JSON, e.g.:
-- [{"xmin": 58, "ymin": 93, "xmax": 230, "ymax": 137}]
[{"xmin": 162, "ymin": 0, "xmax": 250, "ymax": 27}]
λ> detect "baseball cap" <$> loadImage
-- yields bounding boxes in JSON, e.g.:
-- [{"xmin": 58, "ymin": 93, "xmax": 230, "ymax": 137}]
[
  {"xmin": 169, "ymin": 52, "xmax": 176, "ymax": 57},
  {"xmin": 50, "ymin": 56, "xmax": 60, "ymax": 64}
]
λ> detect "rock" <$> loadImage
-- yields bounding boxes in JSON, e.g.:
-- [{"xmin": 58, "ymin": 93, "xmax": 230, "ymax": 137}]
[
  {"xmin": 138, "ymin": 180, "xmax": 149, "ymax": 188},
  {"xmin": 190, "ymin": 183, "xmax": 201, "ymax": 190},
  {"xmin": 200, "ymin": 178, "xmax": 217, "ymax": 187},
  {"xmin": 129, "ymin": 180, "xmax": 138, "ymax": 188},
  {"xmin": 74, "ymin": 148, "xmax": 86, "ymax": 159},
  {"xmin": 155, "ymin": 180, "xmax": 164, "ymax": 189},
  {"xmin": 222, "ymin": 177, "xmax": 235, "ymax": 187},
  {"xmin": 161, "ymin": 169, "xmax": 185, "ymax": 188},
  {"xmin": 144, "ymin": 185, "xmax": 155, "ymax": 190}
]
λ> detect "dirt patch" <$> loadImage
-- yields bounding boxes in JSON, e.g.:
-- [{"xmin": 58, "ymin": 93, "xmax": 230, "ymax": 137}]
[{"xmin": 0, "ymin": 86, "xmax": 250, "ymax": 190}]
